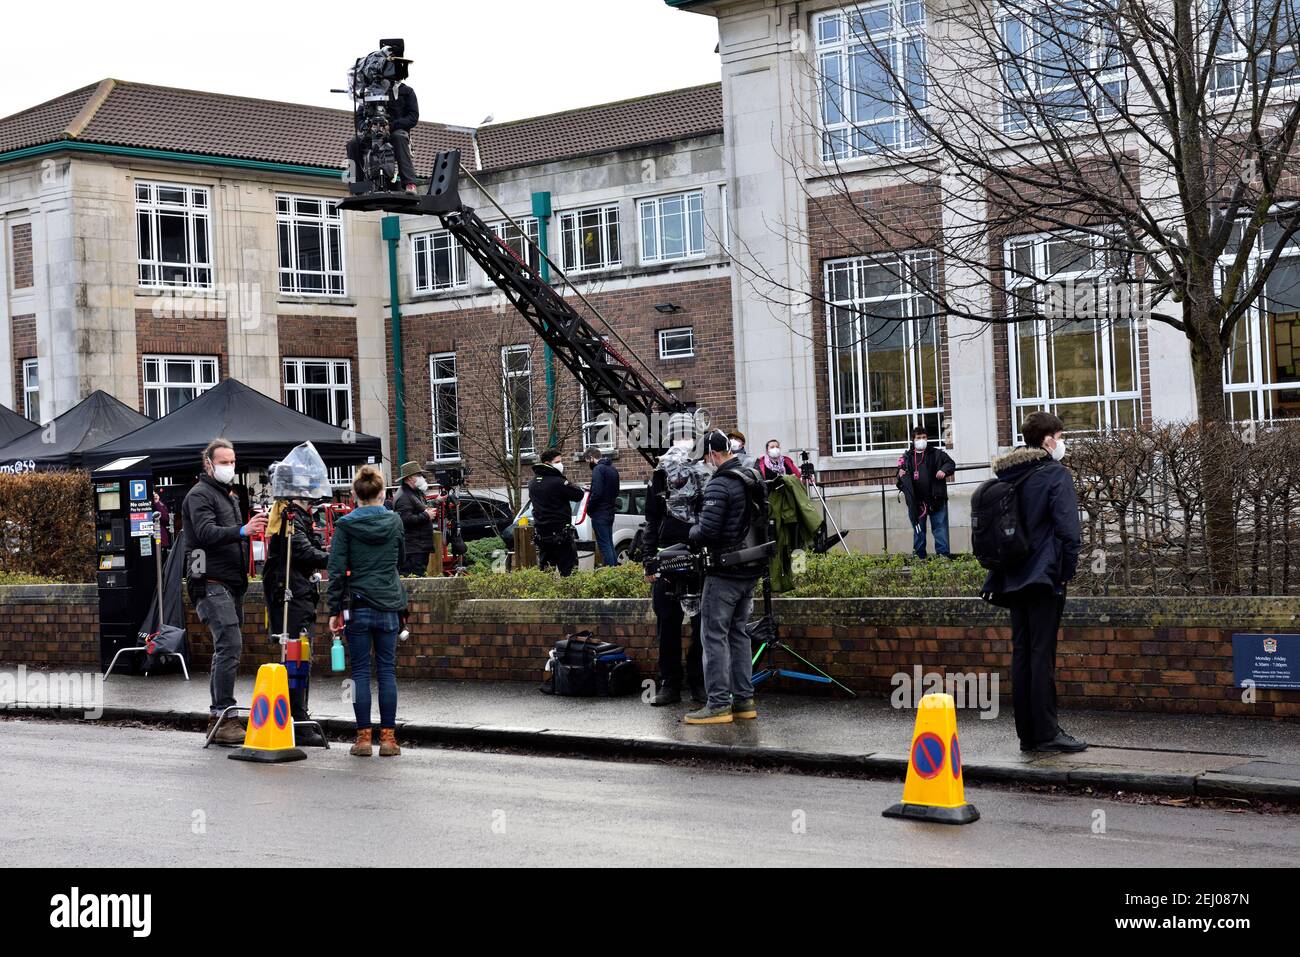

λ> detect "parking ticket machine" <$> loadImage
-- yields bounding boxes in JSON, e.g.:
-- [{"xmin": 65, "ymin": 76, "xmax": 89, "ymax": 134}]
[{"xmin": 93, "ymin": 456, "xmax": 157, "ymax": 673}]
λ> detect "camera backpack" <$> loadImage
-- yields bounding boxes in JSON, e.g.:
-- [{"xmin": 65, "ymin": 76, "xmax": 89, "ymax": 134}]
[{"xmin": 541, "ymin": 631, "xmax": 640, "ymax": 697}]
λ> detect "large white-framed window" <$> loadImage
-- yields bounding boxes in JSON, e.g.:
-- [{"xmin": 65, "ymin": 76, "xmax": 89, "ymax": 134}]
[
  {"xmin": 814, "ymin": 1, "xmax": 927, "ymax": 162},
  {"xmin": 21, "ymin": 358, "xmax": 39, "ymax": 423},
  {"xmin": 135, "ymin": 181, "xmax": 212, "ymax": 288},
  {"xmin": 1001, "ymin": 1, "xmax": 1125, "ymax": 132},
  {"xmin": 430, "ymin": 352, "xmax": 461, "ymax": 463},
  {"xmin": 276, "ymin": 195, "xmax": 346, "ymax": 295},
  {"xmin": 412, "ymin": 229, "xmax": 468, "ymax": 292},
  {"xmin": 489, "ymin": 217, "xmax": 541, "ymax": 274},
  {"xmin": 1209, "ymin": 0, "xmax": 1300, "ymax": 96},
  {"xmin": 1222, "ymin": 220, "xmax": 1300, "ymax": 422},
  {"xmin": 639, "ymin": 191, "xmax": 705, "ymax": 264},
  {"xmin": 824, "ymin": 250, "xmax": 945, "ymax": 454},
  {"xmin": 501, "ymin": 344, "xmax": 536, "ymax": 456},
  {"xmin": 283, "ymin": 358, "xmax": 353, "ymax": 487},
  {"xmin": 559, "ymin": 204, "xmax": 621, "ymax": 273},
  {"xmin": 578, "ymin": 343, "xmax": 617, "ymax": 452},
  {"xmin": 1004, "ymin": 232, "xmax": 1142, "ymax": 438},
  {"xmin": 142, "ymin": 355, "xmax": 219, "ymax": 419},
  {"xmin": 657, "ymin": 326, "xmax": 695, "ymax": 359}
]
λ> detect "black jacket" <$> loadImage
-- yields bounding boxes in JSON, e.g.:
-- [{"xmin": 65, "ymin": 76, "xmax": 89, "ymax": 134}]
[
  {"xmin": 689, "ymin": 458, "xmax": 762, "ymax": 578},
  {"xmin": 587, "ymin": 458, "xmax": 620, "ymax": 522},
  {"xmin": 642, "ymin": 466, "xmax": 691, "ymax": 555},
  {"xmin": 981, "ymin": 447, "xmax": 1083, "ymax": 604},
  {"xmin": 393, "ymin": 484, "xmax": 433, "ymax": 552},
  {"xmin": 263, "ymin": 507, "xmax": 329, "ymax": 613},
  {"xmin": 390, "ymin": 84, "xmax": 419, "ymax": 132},
  {"xmin": 181, "ymin": 474, "xmax": 248, "ymax": 591},
  {"xmin": 528, "ymin": 463, "xmax": 584, "ymax": 532},
  {"xmin": 896, "ymin": 445, "xmax": 957, "ymax": 522}
]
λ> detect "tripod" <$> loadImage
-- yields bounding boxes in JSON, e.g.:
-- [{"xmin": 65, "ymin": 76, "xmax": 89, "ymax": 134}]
[
  {"xmin": 799, "ymin": 458, "xmax": 851, "ymax": 555},
  {"xmin": 749, "ymin": 575, "xmax": 856, "ymax": 696}
]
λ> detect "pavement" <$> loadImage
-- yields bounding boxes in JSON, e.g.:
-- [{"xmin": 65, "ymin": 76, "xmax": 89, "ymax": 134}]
[
  {"xmin": 3, "ymin": 720, "xmax": 1297, "ymax": 867},
  {"xmin": 2, "ymin": 664, "xmax": 1298, "ymax": 803}
]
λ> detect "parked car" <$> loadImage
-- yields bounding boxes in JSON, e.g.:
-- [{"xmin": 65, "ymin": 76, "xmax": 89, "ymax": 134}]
[
  {"xmin": 451, "ymin": 491, "xmax": 515, "ymax": 543},
  {"xmin": 504, "ymin": 481, "xmax": 648, "ymax": 568}
]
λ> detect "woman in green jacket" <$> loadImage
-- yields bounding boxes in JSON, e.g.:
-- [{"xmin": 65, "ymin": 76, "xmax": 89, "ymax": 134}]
[{"xmin": 328, "ymin": 465, "xmax": 407, "ymax": 757}]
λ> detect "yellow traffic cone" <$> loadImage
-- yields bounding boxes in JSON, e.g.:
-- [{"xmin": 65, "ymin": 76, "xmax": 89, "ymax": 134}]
[
  {"xmin": 229, "ymin": 663, "xmax": 307, "ymax": 764},
  {"xmin": 882, "ymin": 692, "xmax": 979, "ymax": 824}
]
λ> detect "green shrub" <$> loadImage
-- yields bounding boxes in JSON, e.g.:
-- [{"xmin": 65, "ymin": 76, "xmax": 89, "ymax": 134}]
[
  {"xmin": 0, "ymin": 571, "xmax": 66, "ymax": 586},
  {"xmin": 463, "ymin": 536, "xmax": 507, "ymax": 572},
  {"xmin": 0, "ymin": 472, "xmax": 95, "ymax": 582},
  {"xmin": 463, "ymin": 551, "xmax": 982, "ymax": 600}
]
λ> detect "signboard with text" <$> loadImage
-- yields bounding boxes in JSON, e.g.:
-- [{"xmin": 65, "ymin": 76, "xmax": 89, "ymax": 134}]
[{"xmin": 1232, "ymin": 634, "xmax": 1300, "ymax": 690}]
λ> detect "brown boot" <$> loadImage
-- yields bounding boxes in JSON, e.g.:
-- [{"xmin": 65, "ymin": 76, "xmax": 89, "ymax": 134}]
[
  {"xmin": 350, "ymin": 728, "xmax": 373, "ymax": 756},
  {"xmin": 378, "ymin": 728, "xmax": 401, "ymax": 757},
  {"xmin": 207, "ymin": 715, "xmax": 246, "ymax": 747}
]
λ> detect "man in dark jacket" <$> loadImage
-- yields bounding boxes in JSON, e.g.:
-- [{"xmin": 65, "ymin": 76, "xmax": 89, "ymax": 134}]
[
  {"xmin": 584, "ymin": 445, "xmax": 620, "ymax": 566},
  {"xmin": 182, "ymin": 438, "xmax": 267, "ymax": 745},
  {"xmin": 346, "ymin": 43, "xmax": 420, "ymax": 191},
  {"xmin": 529, "ymin": 448, "xmax": 585, "ymax": 576},
  {"xmin": 685, "ymin": 431, "xmax": 766, "ymax": 725},
  {"xmin": 982, "ymin": 411, "xmax": 1086, "ymax": 753},
  {"xmin": 896, "ymin": 425, "xmax": 956, "ymax": 558},
  {"xmin": 393, "ymin": 461, "xmax": 435, "ymax": 575},
  {"xmin": 644, "ymin": 416, "xmax": 708, "ymax": 705}
]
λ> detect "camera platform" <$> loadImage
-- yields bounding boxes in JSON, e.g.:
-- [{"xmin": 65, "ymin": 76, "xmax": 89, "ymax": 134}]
[{"xmin": 338, "ymin": 149, "xmax": 465, "ymax": 217}]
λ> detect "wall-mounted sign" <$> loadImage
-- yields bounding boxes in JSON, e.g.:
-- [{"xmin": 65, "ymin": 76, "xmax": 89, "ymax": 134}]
[{"xmin": 1232, "ymin": 634, "xmax": 1299, "ymax": 690}]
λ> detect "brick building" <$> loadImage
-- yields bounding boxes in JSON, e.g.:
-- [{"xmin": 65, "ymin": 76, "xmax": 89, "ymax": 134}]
[{"xmin": 0, "ymin": 78, "xmax": 732, "ymax": 499}]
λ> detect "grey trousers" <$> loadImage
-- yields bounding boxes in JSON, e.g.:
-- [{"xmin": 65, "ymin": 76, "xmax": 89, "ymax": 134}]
[
  {"xmin": 700, "ymin": 574, "xmax": 757, "ymax": 709},
  {"xmin": 196, "ymin": 582, "xmax": 246, "ymax": 716}
]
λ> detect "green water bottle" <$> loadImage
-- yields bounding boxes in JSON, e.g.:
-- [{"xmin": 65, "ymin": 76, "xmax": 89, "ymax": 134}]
[{"xmin": 331, "ymin": 635, "xmax": 345, "ymax": 672}]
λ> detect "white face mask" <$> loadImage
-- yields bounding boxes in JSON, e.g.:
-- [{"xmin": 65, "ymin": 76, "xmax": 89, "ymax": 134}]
[
  {"xmin": 212, "ymin": 463, "xmax": 236, "ymax": 485},
  {"xmin": 414, "ymin": 477, "xmax": 428, "ymax": 492},
  {"xmin": 768, "ymin": 447, "xmax": 781, "ymax": 459},
  {"xmin": 914, "ymin": 439, "xmax": 928, "ymax": 451},
  {"xmin": 729, "ymin": 439, "xmax": 742, "ymax": 452},
  {"xmin": 553, "ymin": 461, "xmax": 564, "ymax": 474},
  {"xmin": 1050, "ymin": 438, "xmax": 1066, "ymax": 462}
]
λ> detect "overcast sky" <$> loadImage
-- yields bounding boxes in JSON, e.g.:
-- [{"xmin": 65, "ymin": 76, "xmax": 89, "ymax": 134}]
[{"xmin": 1, "ymin": 0, "xmax": 721, "ymax": 127}]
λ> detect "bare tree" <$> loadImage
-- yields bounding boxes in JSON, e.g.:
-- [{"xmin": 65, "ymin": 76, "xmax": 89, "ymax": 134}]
[{"xmin": 740, "ymin": 0, "xmax": 1300, "ymax": 590}]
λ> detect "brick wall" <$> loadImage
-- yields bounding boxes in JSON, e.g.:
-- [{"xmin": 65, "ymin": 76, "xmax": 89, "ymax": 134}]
[
  {"xmin": 393, "ymin": 275, "xmax": 735, "ymax": 487},
  {"xmin": 806, "ymin": 184, "xmax": 952, "ymax": 463},
  {"xmin": 133, "ymin": 308, "xmax": 228, "ymax": 413},
  {"xmin": 10, "ymin": 223, "xmax": 33, "ymax": 290},
  {"xmin": 10, "ymin": 314, "xmax": 36, "ymax": 418},
  {"xmin": 4, "ymin": 583, "xmax": 1297, "ymax": 719}
]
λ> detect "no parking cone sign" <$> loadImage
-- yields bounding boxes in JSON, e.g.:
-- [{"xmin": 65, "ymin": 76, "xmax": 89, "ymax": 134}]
[
  {"xmin": 229, "ymin": 664, "xmax": 306, "ymax": 764},
  {"xmin": 883, "ymin": 692, "xmax": 979, "ymax": 825}
]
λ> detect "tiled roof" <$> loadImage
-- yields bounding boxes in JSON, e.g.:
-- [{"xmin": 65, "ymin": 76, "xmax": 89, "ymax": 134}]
[
  {"xmin": 0, "ymin": 79, "xmax": 724, "ymax": 174},
  {"xmin": 477, "ymin": 83, "xmax": 723, "ymax": 171},
  {"xmin": 0, "ymin": 79, "xmax": 473, "ymax": 170}
]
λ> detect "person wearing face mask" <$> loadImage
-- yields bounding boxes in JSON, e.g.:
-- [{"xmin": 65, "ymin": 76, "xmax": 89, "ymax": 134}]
[
  {"xmin": 757, "ymin": 439, "xmax": 798, "ymax": 479},
  {"xmin": 726, "ymin": 430, "xmax": 753, "ymax": 468},
  {"xmin": 528, "ymin": 447, "xmax": 585, "ymax": 576},
  {"xmin": 981, "ymin": 411, "xmax": 1085, "ymax": 753},
  {"xmin": 182, "ymin": 438, "xmax": 268, "ymax": 745},
  {"xmin": 896, "ymin": 426, "xmax": 957, "ymax": 559},
  {"xmin": 393, "ymin": 461, "xmax": 437, "ymax": 576}
]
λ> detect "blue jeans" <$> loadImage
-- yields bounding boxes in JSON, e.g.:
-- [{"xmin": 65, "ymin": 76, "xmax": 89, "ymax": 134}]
[
  {"xmin": 345, "ymin": 606, "xmax": 400, "ymax": 730},
  {"xmin": 913, "ymin": 504, "xmax": 950, "ymax": 558},
  {"xmin": 592, "ymin": 516, "xmax": 617, "ymax": 566}
]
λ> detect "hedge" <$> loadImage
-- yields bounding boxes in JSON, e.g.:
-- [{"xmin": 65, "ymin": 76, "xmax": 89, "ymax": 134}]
[{"xmin": 0, "ymin": 472, "xmax": 96, "ymax": 582}]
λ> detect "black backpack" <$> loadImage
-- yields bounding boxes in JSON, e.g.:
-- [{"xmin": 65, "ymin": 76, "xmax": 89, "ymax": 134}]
[
  {"xmin": 970, "ymin": 463, "xmax": 1044, "ymax": 572},
  {"xmin": 541, "ymin": 631, "xmax": 640, "ymax": 697},
  {"xmin": 711, "ymin": 466, "xmax": 772, "ymax": 573}
]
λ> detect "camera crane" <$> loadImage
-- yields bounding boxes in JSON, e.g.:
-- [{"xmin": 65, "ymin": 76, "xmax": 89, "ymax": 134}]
[{"xmin": 340, "ymin": 149, "xmax": 687, "ymax": 468}]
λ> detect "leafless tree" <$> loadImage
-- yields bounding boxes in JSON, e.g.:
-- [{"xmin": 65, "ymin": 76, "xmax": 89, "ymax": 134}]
[{"xmin": 741, "ymin": 0, "xmax": 1300, "ymax": 591}]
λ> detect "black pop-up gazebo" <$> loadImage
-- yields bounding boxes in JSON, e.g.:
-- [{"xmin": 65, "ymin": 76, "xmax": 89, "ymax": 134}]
[
  {"xmin": 85, "ymin": 377, "xmax": 382, "ymax": 474},
  {"xmin": 0, "ymin": 390, "xmax": 150, "ymax": 471},
  {"xmin": 0, "ymin": 403, "xmax": 36, "ymax": 447}
]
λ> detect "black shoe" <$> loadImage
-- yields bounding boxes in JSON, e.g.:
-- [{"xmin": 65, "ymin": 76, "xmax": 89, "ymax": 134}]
[
  {"xmin": 651, "ymin": 682, "xmax": 681, "ymax": 706},
  {"xmin": 1033, "ymin": 730, "xmax": 1088, "ymax": 753},
  {"xmin": 295, "ymin": 723, "xmax": 327, "ymax": 748},
  {"xmin": 687, "ymin": 674, "xmax": 706, "ymax": 704}
]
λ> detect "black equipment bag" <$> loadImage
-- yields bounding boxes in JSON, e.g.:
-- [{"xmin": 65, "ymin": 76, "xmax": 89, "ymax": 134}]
[
  {"xmin": 541, "ymin": 631, "xmax": 640, "ymax": 697},
  {"xmin": 970, "ymin": 463, "xmax": 1044, "ymax": 572}
]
